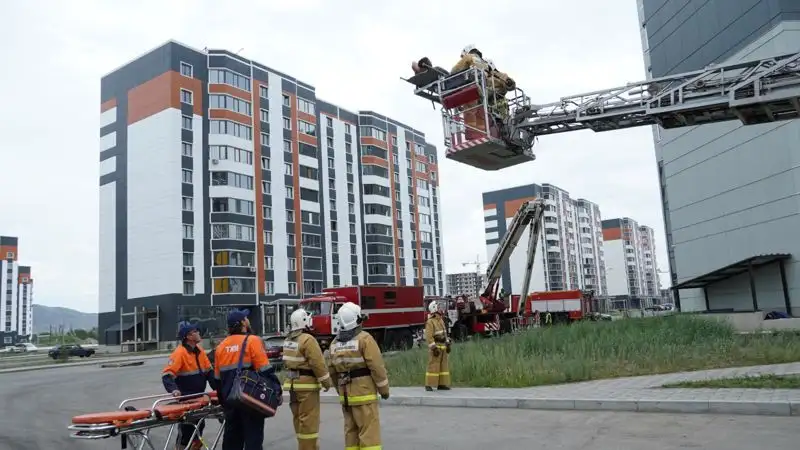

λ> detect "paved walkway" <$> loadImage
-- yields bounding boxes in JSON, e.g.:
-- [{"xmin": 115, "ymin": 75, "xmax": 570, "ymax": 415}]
[{"xmin": 315, "ymin": 362, "xmax": 800, "ymax": 416}]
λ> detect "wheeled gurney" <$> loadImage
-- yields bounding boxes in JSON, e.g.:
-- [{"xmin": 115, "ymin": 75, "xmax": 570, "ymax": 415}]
[{"xmin": 68, "ymin": 391, "xmax": 225, "ymax": 450}]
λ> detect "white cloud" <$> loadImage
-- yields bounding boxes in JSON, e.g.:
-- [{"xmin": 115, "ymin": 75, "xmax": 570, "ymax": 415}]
[{"xmin": 0, "ymin": 0, "xmax": 669, "ymax": 312}]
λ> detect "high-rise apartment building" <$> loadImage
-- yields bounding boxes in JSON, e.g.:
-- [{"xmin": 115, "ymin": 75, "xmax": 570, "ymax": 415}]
[
  {"xmin": 637, "ymin": 0, "xmax": 800, "ymax": 314},
  {"xmin": 98, "ymin": 40, "xmax": 444, "ymax": 344},
  {"xmin": 446, "ymin": 272, "xmax": 487, "ymax": 297},
  {"xmin": 0, "ymin": 236, "xmax": 34, "ymax": 345},
  {"xmin": 601, "ymin": 218, "xmax": 661, "ymax": 300},
  {"xmin": 483, "ymin": 183, "xmax": 607, "ymax": 296}
]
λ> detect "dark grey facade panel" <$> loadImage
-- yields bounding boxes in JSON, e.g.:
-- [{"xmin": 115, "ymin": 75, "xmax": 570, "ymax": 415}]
[
  {"xmin": 318, "ymin": 100, "xmax": 338, "ymax": 116},
  {"xmin": 281, "ymin": 78, "xmax": 297, "ymax": 93},
  {"xmin": 297, "ymin": 86, "xmax": 315, "ymax": 101},
  {"xmin": 339, "ymin": 109, "xmax": 358, "ymax": 124},
  {"xmin": 601, "ymin": 218, "xmax": 622, "ymax": 229},
  {"xmin": 0, "ymin": 236, "xmax": 17, "ymax": 246}
]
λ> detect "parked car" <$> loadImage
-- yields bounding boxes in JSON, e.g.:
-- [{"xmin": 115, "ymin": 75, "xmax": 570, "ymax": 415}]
[
  {"xmin": 263, "ymin": 338, "xmax": 284, "ymax": 372},
  {"xmin": 48, "ymin": 344, "xmax": 96, "ymax": 359},
  {"xmin": 9, "ymin": 343, "xmax": 38, "ymax": 353}
]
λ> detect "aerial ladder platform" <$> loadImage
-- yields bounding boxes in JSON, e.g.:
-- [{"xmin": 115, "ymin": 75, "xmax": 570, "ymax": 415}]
[
  {"xmin": 403, "ymin": 51, "xmax": 800, "ymax": 171},
  {"xmin": 476, "ymin": 199, "xmax": 545, "ymax": 318}
]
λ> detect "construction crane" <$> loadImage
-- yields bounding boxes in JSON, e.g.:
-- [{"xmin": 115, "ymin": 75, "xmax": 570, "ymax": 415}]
[
  {"xmin": 403, "ymin": 51, "xmax": 800, "ymax": 171},
  {"xmin": 477, "ymin": 199, "xmax": 545, "ymax": 318}
]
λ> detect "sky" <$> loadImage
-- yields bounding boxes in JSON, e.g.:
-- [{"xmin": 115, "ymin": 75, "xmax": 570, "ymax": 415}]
[{"xmin": 0, "ymin": 0, "xmax": 668, "ymax": 313}]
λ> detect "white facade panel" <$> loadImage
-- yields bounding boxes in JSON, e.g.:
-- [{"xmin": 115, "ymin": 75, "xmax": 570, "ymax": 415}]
[
  {"xmin": 299, "ymin": 177, "xmax": 318, "ymax": 191},
  {"xmin": 320, "ymin": 121, "xmax": 335, "ymax": 287},
  {"xmin": 208, "ymin": 134, "xmax": 254, "ymax": 153},
  {"xmin": 396, "ymin": 133, "xmax": 414, "ymax": 286},
  {"xmin": 100, "ymin": 156, "xmax": 116, "ymax": 177},
  {"xmin": 364, "ymin": 214, "xmax": 393, "ymax": 227},
  {"xmin": 191, "ymin": 115, "xmax": 206, "ymax": 295},
  {"xmin": 267, "ymin": 72, "xmax": 289, "ymax": 294},
  {"xmin": 484, "ymin": 208, "xmax": 497, "ymax": 217},
  {"xmin": 209, "ymin": 159, "xmax": 254, "ymax": 178},
  {"xmin": 363, "ymin": 194, "xmax": 392, "ymax": 207},
  {"xmin": 433, "ymin": 184, "xmax": 446, "ymax": 295},
  {"xmin": 332, "ymin": 120, "xmax": 356, "ymax": 284},
  {"xmin": 299, "ymin": 154, "xmax": 317, "ymax": 169},
  {"xmin": 99, "ymin": 182, "xmax": 117, "ymax": 313},
  {"xmin": 362, "ymin": 175, "xmax": 391, "ymax": 188},
  {"xmin": 100, "ymin": 106, "xmax": 117, "ymax": 128},
  {"xmin": 100, "ymin": 131, "xmax": 116, "ymax": 152},
  {"xmin": 209, "ymin": 185, "xmax": 255, "ymax": 202},
  {"xmin": 485, "ymin": 219, "xmax": 498, "ymax": 229},
  {"xmin": 604, "ymin": 239, "xmax": 628, "ymax": 296},
  {"xmin": 126, "ymin": 109, "xmax": 183, "ymax": 299},
  {"xmin": 485, "ymin": 231, "xmax": 499, "ymax": 241},
  {"xmin": 300, "ymin": 199, "xmax": 320, "ymax": 213}
]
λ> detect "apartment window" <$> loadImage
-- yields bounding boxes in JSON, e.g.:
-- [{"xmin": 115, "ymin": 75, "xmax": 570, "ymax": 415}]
[
  {"xmin": 348, "ymin": 203, "xmax": 355, "ymax": 214},
  {"xmin": 344, "ymin": 123, "xmax": 351, "ymax": 134},
  {"xmin": 288, "ymin": 258, "xmax": 297, "ymax": 271},
  {"xmin": 288, "ymin": 282, "xmax": 298, "ymax": 295},
  {"xmin": 210, "ymin": 94, "xmax": 253, "ymax": 116},
  {"xmin": 288, "ymin": 232, "xmax": 296, "ymax": 245},
  {"xmin": 283, "ymin": 140, "xmax": 292, "ymax": 153},
  {"xmin": 328, "ymin": 157, "xmax": 335, "ymax": 169},
  {"xmin": 182, "ymin": 142, "xmax": 193, "ymax": 157},
  {"xmin": 415, "ymin": 161, "xmax": 426, "ymax": 172},
  {"xmin": 347, "ymin": 183, "xmax": 353, "ymax": 194},
  {"xmin": 298, "ymin": 98, "xmax": 315, "ymax": 115},
  {"xmin": 182, "ymin": 169, "xmax": 193, "ymax": 184},
  {"xmin": 283, "ymin": 117, "xmax": 291, "ymax": 130},
  {"xmin": 326, "ymin": 117, "xmax": 333, "ymax": 128},
  {"xmin": 209, "ymin": 69, "xmax": 251, "ymax": 91},
  {"xmin": 346, "ymin": 163, "xmax": 352, "ymax": 174},
  {"xmin": 284, "ymin": 163, "xmax": 293, "ymax": 176},
  {"xmin": 259, "ymin": 85, "xmax": 268, "ymax": 98},
  {"xmin": 266, "ymin": 282, "xmax": 274, "ymax": 294},
  {"xmin": 182, "ymin": 224, "xmax": 194, "ymax": 239},
  {"xmin": 265, "ymin": 256, "xmax": 274, "ymax": 270},
  {"xmin": 261, "ymin": 156, "xmax": 270, "ymax": 170},
  {"xmin": 262, "ymin": 181, "xmax": 271, "ymax": 194},
  {"xmin": 263, "ymin": 206, "xmax": 272, "ymax": 219},
  {"xmin": 183, "ymin": 252, "xmax": 194, "ymax": 266},
  {"xmin": 180, "ymin": 89, "xmax": 194, "ymax": 105},
  {"xmin": 209, "ymin": 120, "xmax": 252, "ymax": 140},
  {"xmin": 287, "ymin": 209, "xmax": 295, "ymax": 222},
  {"xmin": 181, "ymin": 115, "xmax": 193, "ymax": 130},
  {"xmin": 327, "ymin": 137, "xmax": 334, "ymax": 148},
  {"xmin": 330, "ymin": 199, "xmax": 336, "ymax": 210},
  {"xmin": 183, "ymin": 281, "xmax": 195, "ymax": 296},
  {"xmin": 260, "ymin": 132, "xmax": 270, "ymax": 146},
  {"xmin": 286, "ymin": 186, "xmax": 294, "ymax": 199},
  {"xmin": 210, "ymin": 145, "xmax": 253, "ymax": 165},
  {"xmin": 391, "ymin": 135, "xmax": 397, "ymax": 146},
  {"xmin": 282, "ymin": 94, "xmax": 290, "ymax": 107},
  {"xmin": 260, "ymin": 109, "xmax": 269, "ymax": 123},
  {"xmin": 182, "ymin": 196, "xmax": 193, "ymax": 211},
  {"xmin": 180, "ymin": 62, "xmax": 193, "ymax": 77},
  {"xmin": 345, "ymin": 143, "xmax": 352, "ymax": 154},
  {"xmin": 298, "ymin": 120, "xmax": 316, "ymax": 136},
  {"xmin": 264, "ymin": 231, "xmax": 272, "ymax": 244}
]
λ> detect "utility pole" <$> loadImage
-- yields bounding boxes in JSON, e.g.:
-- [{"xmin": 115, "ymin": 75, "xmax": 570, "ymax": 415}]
[{"xmin": 462, "ymin": 254, "xmax": 487, "ymax": 298}]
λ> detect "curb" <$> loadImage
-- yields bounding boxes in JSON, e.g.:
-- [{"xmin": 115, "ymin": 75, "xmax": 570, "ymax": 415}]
[
  {"xmin": 100, "ymin": 361, "xmax": 146, "ymax": 368},
  {"xmin": 0, "ymin": 354, "xmax": 167, "ymax": 374},
  {"xmin": 306, "ymin": 394, "xmax": 799, "ymax": 417}
]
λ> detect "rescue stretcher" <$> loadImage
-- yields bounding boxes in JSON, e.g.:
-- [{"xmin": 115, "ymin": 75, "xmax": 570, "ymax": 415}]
[{"xmin": 68, "ymin": 391, "xmax": 225, "ymax": 450}]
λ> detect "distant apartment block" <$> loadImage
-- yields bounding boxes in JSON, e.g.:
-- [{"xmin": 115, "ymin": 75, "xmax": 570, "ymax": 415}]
[
  {"xmin": 602, "ymin": 218, "xmax": 661, "ymax": 298},
  {"xmin": 446, "ymin": 271, "xmax": 487, "ymax": 297},
  {"xmin": 483, "ymin": 183, "xmax": 607, "ymax": 296},
  {"xmin": 97, "ymin": 40, "xmax": 445, "ymax": 344},
  {"xmin": 0, "ymin": 236, "xmax": 34, "ymax": 345}
]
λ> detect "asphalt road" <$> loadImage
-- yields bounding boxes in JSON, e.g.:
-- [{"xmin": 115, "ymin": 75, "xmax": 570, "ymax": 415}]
[{"xmin": 1, "ymin": 358, "xmax": 799, "ymax": 449}]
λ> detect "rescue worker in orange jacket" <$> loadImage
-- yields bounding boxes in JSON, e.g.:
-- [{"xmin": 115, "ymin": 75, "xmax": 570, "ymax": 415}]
[
  {"xmin": 424, "ymin": 302, "xmax": 451, "ymax": 391},
  {"xmin": 214, "ymin": 309, "xmax": 282, "ymax": 450},
  {"xmin": 328, "ymin": 302, "xmax": 390, "ymax": 450},
  {"xmin": 283, "ymin": 308, "xmax": 334, "ymax": 450},
  {"xmin": 162, "ymin": 321, "xmax": 216, "ymax": 450}
]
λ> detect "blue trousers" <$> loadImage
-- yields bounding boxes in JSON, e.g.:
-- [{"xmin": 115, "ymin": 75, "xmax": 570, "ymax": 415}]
[{"xmin": 221, "ymin": 407, "xmax": 265, "ymax": 450}]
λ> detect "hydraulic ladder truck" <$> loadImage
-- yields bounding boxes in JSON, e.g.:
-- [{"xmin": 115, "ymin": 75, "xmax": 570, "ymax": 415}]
[{"xmin": 403, "ymin": 51, "xmax": 800, "ymax": 171}]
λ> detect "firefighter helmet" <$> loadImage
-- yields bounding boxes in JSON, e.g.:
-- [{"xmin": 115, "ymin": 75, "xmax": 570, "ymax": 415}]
[
  {"xmin": 337, "ymin": 302, "xmax": 364, "ymax": 331},
  {"xmin": 461, "ymin": 44, "xmax": 482, "ymax": 58},
  {"xmin": 428, "ymin": 301, "xmax": 440, "ymax": 314},
  {"xmin": 290, "ymin": 308, "xmax": 313, "ymax": 331}
]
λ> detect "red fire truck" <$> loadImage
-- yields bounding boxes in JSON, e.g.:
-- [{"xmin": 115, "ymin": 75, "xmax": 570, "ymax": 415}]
[
  {"xmin": 261, "ymin": 285, "xmax": 427, "ymax": 365},
  {"xmin": 524, "ymin": 289, "xmax": 596, "ymax": 324}
]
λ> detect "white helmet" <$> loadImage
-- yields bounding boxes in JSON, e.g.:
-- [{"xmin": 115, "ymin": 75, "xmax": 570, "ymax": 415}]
[
  {"xmin": 290, "ymin": 308, "xmax": 312, "ymax": 331},
  {"xmin": 485, "ymin": 59, "xmax": 496, "ymax": 71},
  {"xmin": 337, "ymin": 302, "xmax": 363, "ymax": 331},
  {"xmin": 428, "ymin": 301, "xmax": 440, "ymax": 314},
  {"xmin": 461, "ymin": 44, "xmax": 477, "ymax": 57}
]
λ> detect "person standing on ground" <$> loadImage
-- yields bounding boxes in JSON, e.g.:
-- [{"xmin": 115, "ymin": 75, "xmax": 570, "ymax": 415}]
[
  {"xmin": 424, "ymin": 302, "xmax": 451, "ymax": 391},
  {"xmin": 162, "ymin": 321, "xmax": 216, "ymax": 450},
  {"xmin": 214, "ymin": 309, "xmax": 282, "ymax": 450},
  {"xmin": 328, "ymin": 302, "xmax": 390, "ymax": 450},
  {"xmin": 283, "ymin": 308, "xmax": 334, "ymax": 450}
]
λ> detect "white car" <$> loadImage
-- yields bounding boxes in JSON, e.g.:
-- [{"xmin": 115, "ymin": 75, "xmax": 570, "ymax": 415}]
[{"xmin": 10, "ymin": 343, "xmax": 38, "ymax": 353}]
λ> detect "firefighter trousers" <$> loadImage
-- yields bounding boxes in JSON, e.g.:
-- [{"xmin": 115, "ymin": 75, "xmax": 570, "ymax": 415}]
[
  {"xmin": 425, "ymin": 346, "xmax": 450, "ymax": 388},
  {"xmin": 342, "ymin": 402, "xmax": 381, "ymax": 450},
  {"xmin": 289, "ymin": 389, "xmax": 321, "ymax": 450}
]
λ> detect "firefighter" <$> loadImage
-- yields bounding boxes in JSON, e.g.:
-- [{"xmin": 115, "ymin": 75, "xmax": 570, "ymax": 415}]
[
  {"xmin": 162, "ymin": 321, "xmax": 216, "ymax": 450},
  {"xmin": 328, "ymin": 302, "xmax": 390, "ymax": 450},
  {"xmin": 424, "ymin": 302, "xmax": 451, "ymax": 391},
  {"xmin": 451, "ymin": 45, "xmax": 490, "ymax": 140},
  {"xmin": 214, "ymin": 309, "xmax": 282, "ymax": 450},
  {"xmin": 283, "ymin": 308, "xmax": 334, "ymax": 450}
]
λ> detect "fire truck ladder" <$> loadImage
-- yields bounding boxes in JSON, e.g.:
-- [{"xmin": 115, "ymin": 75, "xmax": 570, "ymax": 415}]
[
  {"xmin": 515, "ymin": 51, "xmax": 800, "ymax": 138},
  {"xmin": 480, "ymin": 199, "xmax": 545, "ymax": 316}
]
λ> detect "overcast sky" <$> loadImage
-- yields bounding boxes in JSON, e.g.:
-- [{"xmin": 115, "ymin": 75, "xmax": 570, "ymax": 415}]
[{"xmin": 0, "ymin": 0, "xmax": 667, "ymax": 313}]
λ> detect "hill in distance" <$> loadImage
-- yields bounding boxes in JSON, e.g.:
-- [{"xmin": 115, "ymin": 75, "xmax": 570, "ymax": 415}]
[{"xmin": 32, "ymin": 304, "xmax": 97, "ymax": 334}]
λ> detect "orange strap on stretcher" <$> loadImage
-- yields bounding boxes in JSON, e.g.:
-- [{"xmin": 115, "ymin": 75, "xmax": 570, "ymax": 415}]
[{"xmin": 71, "ymin": 391, "xmax": 219, "ymax": 426}]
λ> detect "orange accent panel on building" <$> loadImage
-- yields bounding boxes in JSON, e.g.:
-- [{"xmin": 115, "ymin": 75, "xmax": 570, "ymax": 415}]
[
  {"xmin": 288, "ymin": 93, "xmax": 304, "ymax": 292},
  {"xmin": 0, "ymin": 246, "xmax": 18, "ymax": 261},
  {"xmin": 208, "ymin": 83, "xmax": 252, "ymax": 101},
  {"xmin": 127, "ymin": 71, "xmax": 203, "ymax": 125},
  {"xmin": 361, "ymin": 137, "xmax": 387, "ymax": 149},
  {"xmin": 298, "ymin": 111, "xmax": 316, "ymax": 124},
  {"xmin": 602, "ymin": 227, "xmax": 622, "ymax": 241},
  {"xmin": 361, "ymin": 155, "xmax": 389, "ymax": 169},
  {"xmin": 386, "ymin": 133, "xmax": 402, "ymax": 283},
  {"xmin": 252, "ymin": 82, "xmax": 266, "ymax": 294},
  {"xmin": 297, "ymin": 132, "xmax": 317, "ymax": 146},
  {"xmin": 101, "ymin": 98, "xmax": 117, "ymax": 113},
  {"xmin": 503, "ymin": 197, "xmax": 537, "ymax": 218},
  {"xmin": 208, "ymin": 108, "xmax": 251, "ymax": 125},
  {"xmin": 483, "ymin": 203, "xmax": 497, "ymax": 211}
]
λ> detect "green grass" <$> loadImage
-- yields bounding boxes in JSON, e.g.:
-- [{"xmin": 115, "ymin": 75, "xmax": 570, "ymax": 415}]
[
  {"xmin": 663, "ymin": 374, "xmax": 800, "ymax": 389},
  {"xmin": 385, "ymin": 315, "xmax": 800, "ymax": 388}
]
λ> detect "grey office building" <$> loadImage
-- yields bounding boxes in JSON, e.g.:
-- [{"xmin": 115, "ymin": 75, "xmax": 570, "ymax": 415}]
[{"xmin": 637, "ymin": 0, "xmax": 800, "ymax": 314}]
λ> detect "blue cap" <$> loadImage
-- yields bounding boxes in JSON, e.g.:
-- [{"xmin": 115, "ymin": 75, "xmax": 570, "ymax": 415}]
[
  {"xmin": 178, "ymin": 322, "xmax": 199, "ymax": 340},
  {"xmin": 227, "ymin": 309, "xmax": 250, "ymax": 327}
]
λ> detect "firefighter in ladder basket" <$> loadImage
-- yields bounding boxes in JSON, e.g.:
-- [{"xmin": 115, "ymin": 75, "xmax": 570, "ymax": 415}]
[
  {"xmin": 329, "ymin": 302, "xmax": 390, "ymax": 450},
  {"xmin": 282, "ymin": 308, "xmax": 334, "ymax": 450},
  {"xmin": 424, "ymin": 301, "xmax": 451, "ymax": 391}
]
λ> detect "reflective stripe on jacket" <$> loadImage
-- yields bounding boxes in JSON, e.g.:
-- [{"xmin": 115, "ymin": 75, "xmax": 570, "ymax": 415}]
[{"xmin": 282, "ymin": 332, "xmax": 333, "ymax": 391}]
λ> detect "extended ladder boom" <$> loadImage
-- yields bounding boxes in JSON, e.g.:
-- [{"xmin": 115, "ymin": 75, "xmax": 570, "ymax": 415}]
[
  {"xmin": 516, "ymin": 51, "xmax": 800, "ymax": 136},
  {"xmin": 481, "ymin": 200, "xmax": 545, "ymax": 302}
]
